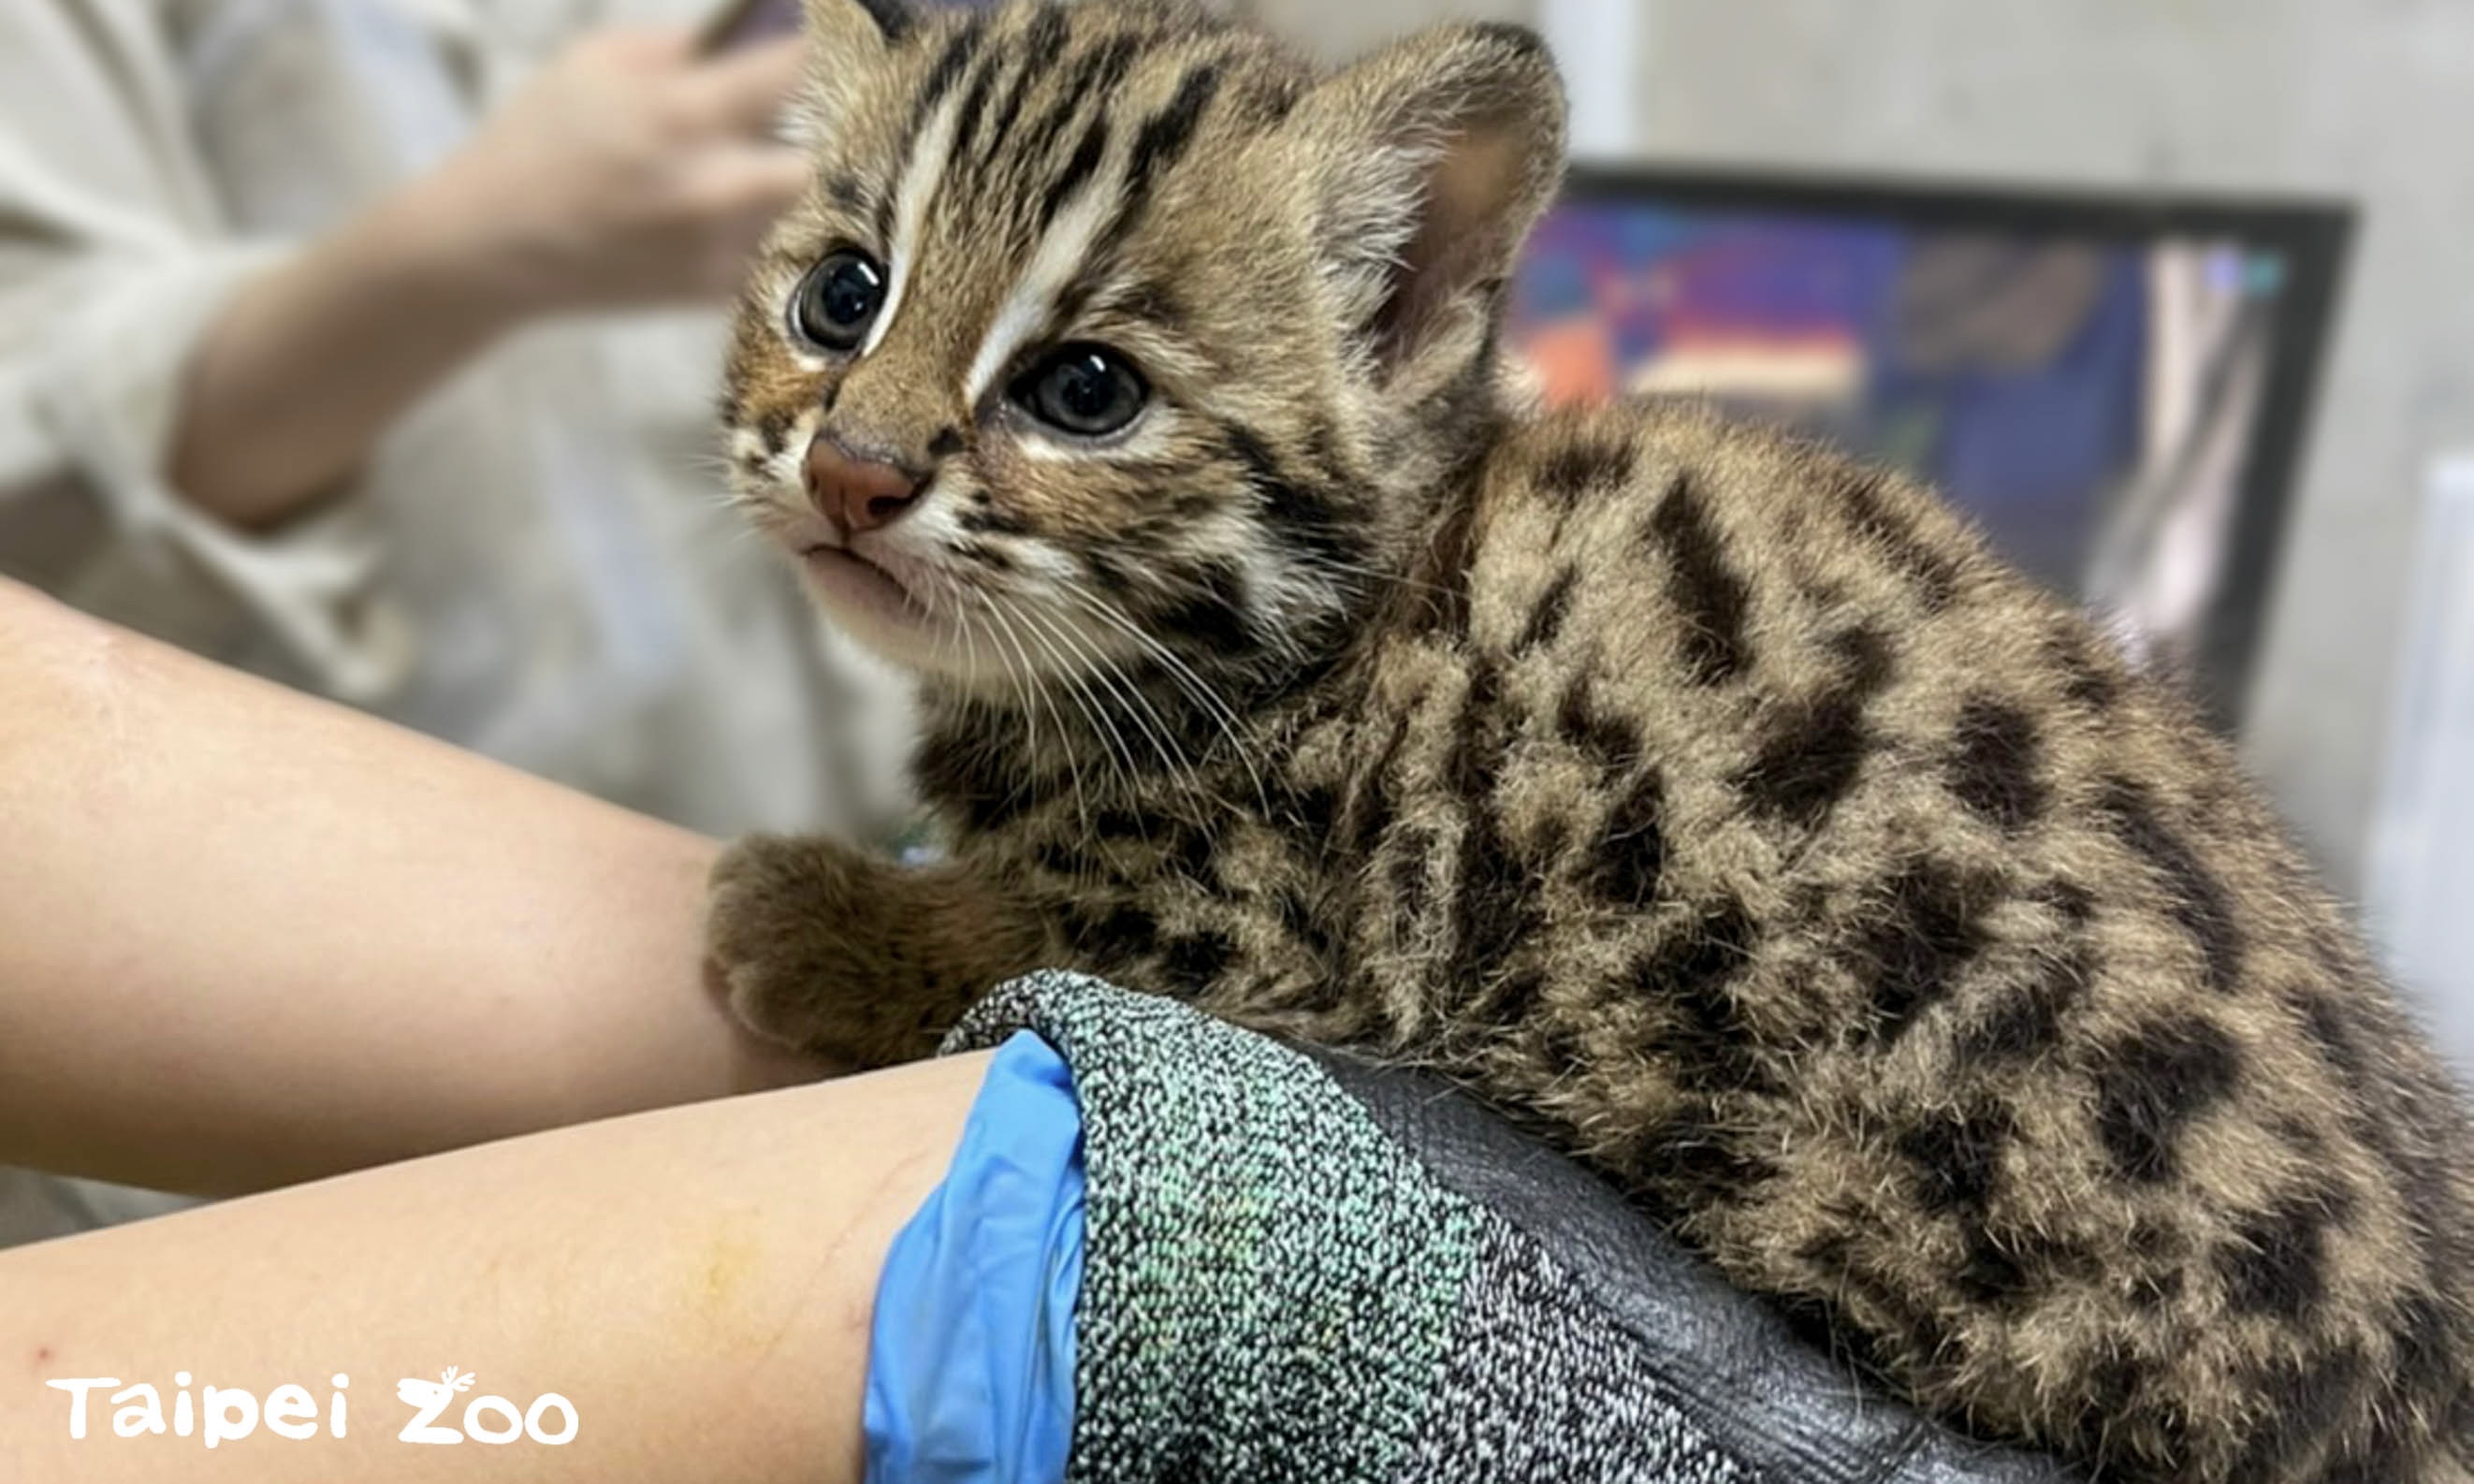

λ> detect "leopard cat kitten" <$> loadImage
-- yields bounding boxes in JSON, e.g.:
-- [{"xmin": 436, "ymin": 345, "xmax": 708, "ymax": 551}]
[{"xmin": 709, "ymin": 1, "xmax": 2474, "ymax": 1477}]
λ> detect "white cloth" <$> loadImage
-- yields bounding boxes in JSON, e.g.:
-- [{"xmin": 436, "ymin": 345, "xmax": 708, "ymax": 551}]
[{"xmin": 0, "ymin": 0, "xmax": 913, "ymax": 1246}]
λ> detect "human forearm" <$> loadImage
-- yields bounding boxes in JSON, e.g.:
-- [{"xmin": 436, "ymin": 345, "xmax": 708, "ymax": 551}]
[
  {"xmin": 164, "ymin": 29, "xmax": 808, "ymax": 531},
  {"xmin": 0, "ymin": 578, "xmax": 820, "ymax": 1194},
  {"xmin": 0, "ymin": 1053, "xmax": 986, "ymax": 1484},
  {"xmin": 166, "ymin": 175, "xmax": 527, "ymax": 530}
]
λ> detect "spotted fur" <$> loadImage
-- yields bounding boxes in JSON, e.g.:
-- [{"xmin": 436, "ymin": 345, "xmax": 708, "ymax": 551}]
[{"xmin": 709, "ymin": 3, "xmax": 2474, "ymax": 1478}]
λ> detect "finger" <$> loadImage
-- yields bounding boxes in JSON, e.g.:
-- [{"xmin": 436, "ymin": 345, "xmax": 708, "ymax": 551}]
[
  {"xmin": 681, "ymin": 144, "xmax": 815, "ymax": 221},
  {"xmin": 682, "ymin": 36, "xmax": 809, "ymax": 136},
  {"xmin": 583, "ymin": 22, "xmax": 699, "ymax": 68}
]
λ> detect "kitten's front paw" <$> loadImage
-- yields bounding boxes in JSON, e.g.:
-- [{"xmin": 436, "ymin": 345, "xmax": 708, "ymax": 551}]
[{"xmin": 706, "ymin": 833, "xmax": 875, "ymax": 1060}]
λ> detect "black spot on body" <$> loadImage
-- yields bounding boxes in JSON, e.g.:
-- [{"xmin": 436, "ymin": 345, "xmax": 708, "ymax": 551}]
[
  {"xmin": 1590, "ymin": 769, "xmax": 1666, "ymax": 906},
  {"xmin": 1482, "ymin": 965, "xmax": 1550, "ymax": 1029},
  {"xmin": 1643, "ymin": 473, "xmax": 1751, "ymax": 685},
  {"xmin": 1154, "ymin": 562, "xmax": 1254, "ymax": 654},
  {"xmin": 1514, "ymin": 567, "xmax": 1579, "ymax": 654},
  {"xmin": 1957, "ymin": 1225, "xmax": 2094, "ymax": 1309},
  {"xmin": 1447, "ymin": 670, "xmax": 1542, "ymax": 1004},
  {"xmin": 1838, "ymin": 469, "xmax": 1963, "ymax": 612},
  {"xmin": 2101, "ymin": 778, "xmax": 2246, "ymax": 996},
  {"xmin": 1237, "ymin": 76, "xmax": 1302, "ymax": 129},
  {"xmin": 1161, "ymin": 821, "xmax": 1214, "ymax": 882},
  {"xmin": 1536, "ymin": 436, "xmax": 1633, "ymax": 506},
  {"xmin": 1899, "ymin": 1104, "xmax": 2016, "ymax": 1213},
  {"xmin": 1467, "ymin": 20, "xmax": 1550, "ymax": 58},
  {"xmin": 2071, "ymin": 1346, "xmax": 2154, "ymax": 1460},
  {"xmin": 2293, "ymin": 986, "xmax": 2372, "ymax": 1095},
  {"xmin": 914, "ymin": 723, "xmax": 1020, "ymax": 834},
  {"xmin": 1085, "ymin": 903, "xmax": 1160, "ymax": 958},
  {"xmin": 1948, "ymin": 696, "xmax": 2047, "ymax": 832},
  {"xmin": 1274, "ymin": 888, "xmax": 1343, "ymax": 968},
  {"xmin": 2217, "ymin": 1185, "xmax": 2352, "ymax": 1319},
  {"xmin": 1555, "ymin": 674, "xmax": 1637, "ymax": 775},
  {"xmin": 2093, "ymin": 1013, "xmax": 2245, "ymax": 1183},
  {"xmin": 1389, "ymin": 825, "xmax": 1435, "ymax": 929},
  {"xmin": 1852, "ymin": 860, "xmax": 1995, "ymax": 1046},
  {"xmin": 1631, "ymin": 901, "xmax": 1768, "ymax": 1093},
  {"xmin": 1960, "ymin": 944, "xmax": 2089, "ymax": 1065},
  {"xmin": 1456, "ymin": 659, "xmax": 1504, "ymax": 753},
  {"xmin": 2049, "ymin": 633, "xmax": 2121, "ymax": 709},
  {"xmin": 1281, "ymin": 780, "xmax": 1339, "ymax": 833},
  {"xmin": 1403, "ymin": 499, "xmax": 1477, "ymax": 638},
  {"xmin": 1737, "ymin": 628, "xmax": 1896, "ymax": 829},
  {"xmin": 1159, "ymin": 928, "xmax": 1236, "ymax": 993},
  {"xmin": 2233, "ymin": 1346, "xmax": 2366, "ymax": 1480},
  {"xmin": 1344, "ymin": 711, "xmax": 1414, "ymax": 858},
  {"xmin": 1637, "ymin": 1108, "xmax": 1782, "ymax": 1211},
  {"xmin": 2128, "ymin": 1266, "xmax": 2185, "ymax": 1310}
]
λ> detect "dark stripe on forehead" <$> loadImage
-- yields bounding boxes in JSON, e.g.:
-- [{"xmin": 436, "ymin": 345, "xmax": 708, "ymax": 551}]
[
  {"xmin": 1043, "ymin": 55, "xmax": 1227, "ymax": 313},
  {"xmin": 1037, "ymin": 115, "xmax": 1113, "ymax": 234},
  {"xmin": 1007, "ymin": 31, "xmax": 1142, "ymax": 244},
  {"xmin": 902, "ymin": 13, "xmax": 988, "ymax": 162},
  {"xmin": 1124, "ymin": 60, "xmax": 1227, "ymax": 208},
  {"xmin": 968, "ymin": 19, "xmax": 1059, "ymax": 190},
  {"xmin": 880, "ymin": 11, "xmax": 988, "ymax": 246},
  {"xmin": 942, "ymin": 46, "xmax": 1004, "ymax": 181},
  {"xmin": 913, "ymin": 14, "xmax": 983, "ymax": 114},
  {"xmin": 1019, "ymin": 31, "xmax": 1141, "ymax": 169},
  {"xmin": 1074, "ymin": 56, "xmax": 1229, "ymax": 287}
]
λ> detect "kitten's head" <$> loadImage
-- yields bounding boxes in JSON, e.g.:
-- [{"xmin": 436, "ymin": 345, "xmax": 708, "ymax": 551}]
[{"xmin": 723, "ymin": 0, "xmax": 1564, "ymax": 700}]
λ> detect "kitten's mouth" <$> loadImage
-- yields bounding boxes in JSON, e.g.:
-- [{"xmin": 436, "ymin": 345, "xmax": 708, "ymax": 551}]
[{"xmin": 798, "ymin": 542, "xmax": 926, "ymax": 629}]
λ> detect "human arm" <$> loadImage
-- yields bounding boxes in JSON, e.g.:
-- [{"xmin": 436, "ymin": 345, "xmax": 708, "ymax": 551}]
[
  {"xmin": 0, "ymin": 575, "xmax": 822, "ymax": 1196},
  {"xmin": 0, "ymin": 1049, "xmax": 990, "ymax": 1484},
  {"xmin": 167, "ymin": 28, "xmax": 812, "ymax": 530}
]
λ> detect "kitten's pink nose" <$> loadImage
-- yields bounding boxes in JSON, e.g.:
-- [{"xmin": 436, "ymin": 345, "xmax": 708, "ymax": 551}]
[{"xmin": 805, "ymin": 434, "xmax": 924, "ymax": 535}]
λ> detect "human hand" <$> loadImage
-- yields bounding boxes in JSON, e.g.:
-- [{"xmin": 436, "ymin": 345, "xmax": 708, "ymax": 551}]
[{"xmin": 419, "ymin": 27, "xmax": 811, "ymax": 315}]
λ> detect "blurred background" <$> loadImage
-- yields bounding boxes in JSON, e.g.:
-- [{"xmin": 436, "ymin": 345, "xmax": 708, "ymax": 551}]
[{"xmin": 0, "ymin": 0, "xmax": 2467, "ymax": 1188}]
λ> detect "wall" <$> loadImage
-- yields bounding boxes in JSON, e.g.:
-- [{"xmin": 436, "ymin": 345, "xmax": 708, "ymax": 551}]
[{"xmin": 1256, "ymin": 0, "xmax": 2474, "ymax": 910}]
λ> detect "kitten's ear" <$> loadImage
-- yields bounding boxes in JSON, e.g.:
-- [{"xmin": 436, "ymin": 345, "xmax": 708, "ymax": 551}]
[
  {"xmin": 797, "ymin": 0, "xmax": 911, "ymax": 133},
  {"xmin": 806, "ymin": 0, "xmax": 913, "ymax": 51},
  {"xmin": 1293, "ymin": 24, "xmax": 1566, "ymax": 386}
]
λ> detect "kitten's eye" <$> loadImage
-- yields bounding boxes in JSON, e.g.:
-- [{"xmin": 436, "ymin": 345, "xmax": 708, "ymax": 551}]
[
  {"xmin": 1011, "ymin": 344, "xmax": 1148, "ymax": 439},
  {"xmin": 791, "ymin": 250, "xmax": 887, "ymax": 352}
]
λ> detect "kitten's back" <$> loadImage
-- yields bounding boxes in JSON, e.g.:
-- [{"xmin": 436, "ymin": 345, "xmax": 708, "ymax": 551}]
[{"xmin": 1350, "ymin": 397, "xmax": 2474, "ymax": 1482}]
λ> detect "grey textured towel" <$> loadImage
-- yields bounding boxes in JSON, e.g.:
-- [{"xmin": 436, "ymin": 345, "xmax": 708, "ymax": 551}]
[{"xmin": 943, "ymin": 971, "xmax": 1753, "ymax": 1482}]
